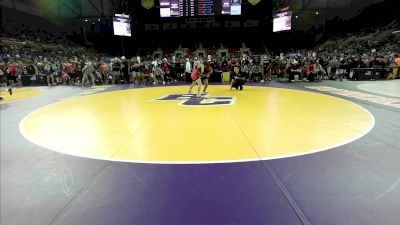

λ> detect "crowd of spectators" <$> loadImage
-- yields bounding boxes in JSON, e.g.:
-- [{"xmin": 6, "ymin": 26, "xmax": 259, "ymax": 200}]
[
  {"xmin": 1, "ymin": 21, "xmax": 399, "ymax": 88},
  {"xmin": 0, "ymin": 28, "xmax": 106, "ymax": 86}
]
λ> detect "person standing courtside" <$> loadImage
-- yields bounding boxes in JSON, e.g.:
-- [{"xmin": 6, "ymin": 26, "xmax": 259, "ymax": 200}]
[
  {"xmin": 185, "ymin": 58, "xmax": 192, "ymax": 82},
  {"xmin": 130, "ymin": 58, "xmax": 141, "ymax": 84},
  {"xmin": 82, "ymin": 61, "xmax": 95, "ymax": 86},
  {"xmin": 121, "ymin": 56, "xmax": 130, "ymax": 84}
]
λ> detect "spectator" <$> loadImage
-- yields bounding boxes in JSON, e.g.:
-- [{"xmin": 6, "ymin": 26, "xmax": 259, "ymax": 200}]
[{"xmin": 82, "ymin": 61, "xmax": 95, "ymax": 86}]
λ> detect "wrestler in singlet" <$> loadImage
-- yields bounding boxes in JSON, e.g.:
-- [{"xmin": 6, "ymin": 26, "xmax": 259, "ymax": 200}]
[
  {"xmin": 199, "ymin": 62, "xmax": 213, "ymax": 95},
  {"xmin": 188, "ymin": 66, "xmax": 203, "ymax": 97}
]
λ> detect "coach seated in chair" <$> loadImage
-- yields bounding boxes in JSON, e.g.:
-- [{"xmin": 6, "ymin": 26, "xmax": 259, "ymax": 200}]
[
  {"xmin": 43, "ymin": 62, "xmax": 56, "ymax": 86},
  {"xmin": 142, "ymin": 65, "xmax": 154, "ymax": 84},
  {"xmin": 153, "ymin": 64, "xmax": 165, "ymax": 85},
  {"xmin": 249, "ymin": 61, "xmax": 263, "ymax": 82},
  {"xmin": 304, "ymin": 61, "xmax": 315, "ymax": 82},
  {"xmin": 287, "ymin": 61, "xmax": 301, "ymax": 82},
  {"xmin": 313, "ymin": 60, "xmax": 326, "ymax": 81}
]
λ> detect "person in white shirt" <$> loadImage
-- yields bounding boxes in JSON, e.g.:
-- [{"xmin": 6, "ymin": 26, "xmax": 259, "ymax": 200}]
[
  {"xmin": 152, "ymin": 58, "xmax": 158, "ymax": 68},
  {"xmin": 185, "ymin": 58, "xmax": 192, "ymax": 82}
]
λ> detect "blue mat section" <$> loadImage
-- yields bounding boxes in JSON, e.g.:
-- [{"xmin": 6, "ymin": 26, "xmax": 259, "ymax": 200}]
[{"xmin": 47, "ymin": 162, "xmax": 303, "ymax": 225}]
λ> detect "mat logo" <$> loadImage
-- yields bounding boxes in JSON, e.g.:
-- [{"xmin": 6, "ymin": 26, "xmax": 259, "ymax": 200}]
[{"xmin": 155, "ymin": 94, "xmax": 236, "ymax": 106}]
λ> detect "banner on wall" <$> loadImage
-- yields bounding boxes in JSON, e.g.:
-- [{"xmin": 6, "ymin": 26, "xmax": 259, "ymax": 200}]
[
  {"xmin": 248, "ymin": 0, "xmax": 261, "ymax": 6},
  {"xmin": 141, "ymin": 0, "xmax": 154, "ymax": 9}
]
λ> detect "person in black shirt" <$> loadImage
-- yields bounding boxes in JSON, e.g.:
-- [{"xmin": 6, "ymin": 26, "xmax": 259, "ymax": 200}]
[
  {"xmin": 130, "ymin": 58, "xmax": 141, "ymax": 84},
  {"xmin": 231, "ymin": 66, "xmax": 245, "ymax": 91},
  {"xmin": 112, "ymin": 59, "xmax": 121, "ymax": 84},
  {"xmin": 121, "ymin": 57, "xmax": 129, "ymax": 84},
  {"xmin": 338, "ymin": 57, "xmax": 347, "ymax": 81}
]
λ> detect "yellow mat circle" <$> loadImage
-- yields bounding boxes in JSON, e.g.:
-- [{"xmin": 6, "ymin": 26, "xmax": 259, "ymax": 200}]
[{"xmin": 20, "ymin": 86, "xmax": 374, "ymax": 164}]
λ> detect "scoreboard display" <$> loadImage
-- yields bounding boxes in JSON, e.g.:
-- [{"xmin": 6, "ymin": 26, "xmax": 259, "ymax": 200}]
[
  {"xmin": 273, "ymin": 10, "xmax": 292, "ymax": 32},
  {"xmin": 113, "ymin": 14, "xmax": 132, "ymax": 36},
  {"xmin": 160, "ymin": 0, "xmax": 241, "ymax": 17}
]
